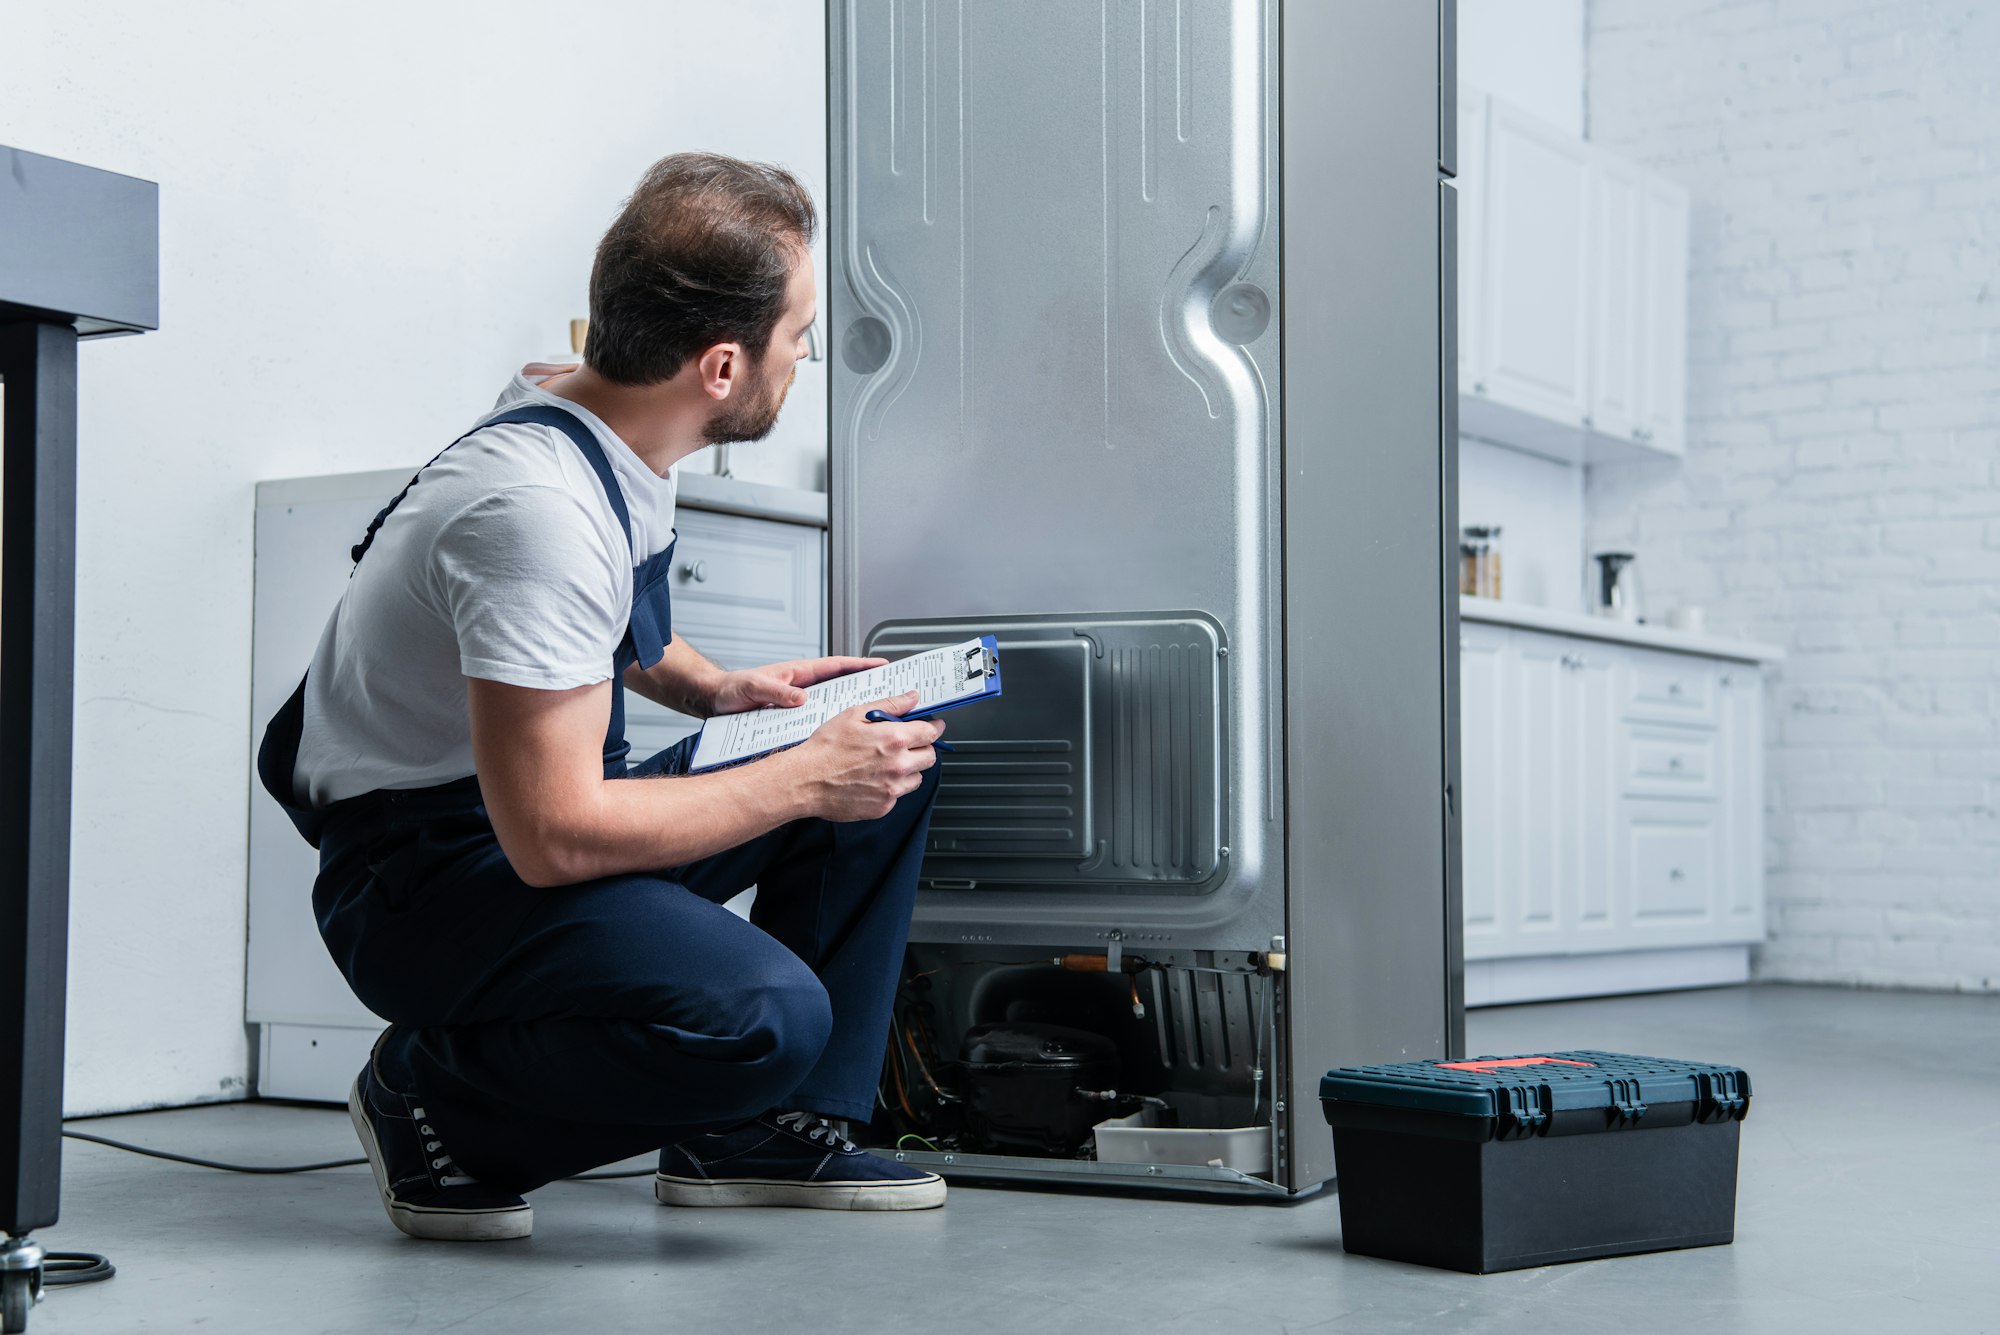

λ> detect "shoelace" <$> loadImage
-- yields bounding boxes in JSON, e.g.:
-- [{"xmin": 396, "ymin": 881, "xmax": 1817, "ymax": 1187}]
[
  {"xmin": 411, "ymin": 1105, "xmax": 476, "ymax": 1188},
  {"xmin": 774, "ymin": 1111, "xmax": 856, "ymax": 1152}
]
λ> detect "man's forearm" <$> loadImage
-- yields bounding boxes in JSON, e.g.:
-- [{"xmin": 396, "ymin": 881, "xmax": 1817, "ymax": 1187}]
[
  {"xmin": 555, "ymin": 754, "xmax": 812, "ymax": 884},
  {"xmin": 625, "ymin": 638, "xmax": 726, "ymax": 717}
]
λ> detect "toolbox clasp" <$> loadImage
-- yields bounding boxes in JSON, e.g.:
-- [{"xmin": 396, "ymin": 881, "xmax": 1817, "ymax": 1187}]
[
  {"xmin": 1493, "ymin": 1084, "xmax": 1548, "ymax": 1140},
  {"xmin": 1604, "ymin": 1076, "xmax": 1648, "ymax": 1126},
  {"xmin": 1695, "ymin": 1068, "xmax": 1752, "ymax": 1123}
]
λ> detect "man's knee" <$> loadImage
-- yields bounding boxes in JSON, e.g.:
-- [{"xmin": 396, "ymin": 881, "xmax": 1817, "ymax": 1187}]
[{"xmin": 724, "ymin": 961, "xmax": 834, "ymax": 1107}]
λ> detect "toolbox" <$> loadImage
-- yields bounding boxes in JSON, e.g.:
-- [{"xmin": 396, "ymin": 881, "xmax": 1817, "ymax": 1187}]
[{"xmin": 1319, "ymin": 1051, "xmax": 1752, "ymax": 1273}]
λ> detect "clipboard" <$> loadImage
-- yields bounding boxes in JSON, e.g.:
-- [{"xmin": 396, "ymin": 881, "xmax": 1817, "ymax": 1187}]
[{"xmin": 687, "ymin": 635, "xmax": 1002, "ymax": 773}]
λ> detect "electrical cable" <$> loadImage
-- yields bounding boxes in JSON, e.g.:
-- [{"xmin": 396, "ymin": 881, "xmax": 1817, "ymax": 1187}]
[
  {"xmin": 39, "ymin": 1123, "xmax": 648, "ymax": 1308},
  {"xmin": 42, "ymin": 1253, "xmax": 115, "ymax": 1287},
  {"xmin": 61, "ymin": 1128, "xmax": 655, "ymax": 1180},
  {"xmin": 61, "ymin": 1129, "xmax": 363, "ymax": 1174}
]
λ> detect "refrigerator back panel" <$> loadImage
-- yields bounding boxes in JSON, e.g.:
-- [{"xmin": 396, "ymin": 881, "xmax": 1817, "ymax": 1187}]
[{"xmin": 831, "ymin": 0, "xmax": 1282, "ymax": 948}]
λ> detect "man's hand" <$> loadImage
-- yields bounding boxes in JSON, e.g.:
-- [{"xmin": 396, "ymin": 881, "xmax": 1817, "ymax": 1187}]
[
  {"xmin": 708, "ymin": 656, "xmax": 888, "ymax": 716},
  {"xmin": 773, "ymin": 691, "xmax": 945, "ymax": 822}
]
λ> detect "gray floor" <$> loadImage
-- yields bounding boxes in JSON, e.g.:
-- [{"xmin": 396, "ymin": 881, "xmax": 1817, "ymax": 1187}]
[{"xmin": 31, "ymin": 985, "xmax": 2000, "ymax": 1334}]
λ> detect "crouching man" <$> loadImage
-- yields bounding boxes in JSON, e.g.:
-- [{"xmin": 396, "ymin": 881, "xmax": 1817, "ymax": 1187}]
[{"xmin": 258, "ymin": 152, "xmax": 946, "ymax": 1240}]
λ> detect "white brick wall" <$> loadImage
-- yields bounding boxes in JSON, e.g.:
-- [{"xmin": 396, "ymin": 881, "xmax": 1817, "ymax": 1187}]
[{"xmin": 1585, "ymin": 0, "xmax": 2000, "ymax": 991}]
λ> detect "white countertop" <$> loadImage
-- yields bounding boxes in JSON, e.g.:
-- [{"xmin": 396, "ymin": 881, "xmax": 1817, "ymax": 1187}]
[
  {"xmin": 1460, "ymin": 597, "xmax": 1785, "ymax": 663},
  {"xmin": 676, "ymin": 471, "xmax": 827, "ymax": 528},
  {"xmin": 257, "ymin": 466, "xmax": 828, "ymax": 529}
]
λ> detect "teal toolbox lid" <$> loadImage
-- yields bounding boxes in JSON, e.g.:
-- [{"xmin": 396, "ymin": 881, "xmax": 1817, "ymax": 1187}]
[{"xmin": 1320, "ymin": 1050, "xmax": 1752, "ymax": 1137}]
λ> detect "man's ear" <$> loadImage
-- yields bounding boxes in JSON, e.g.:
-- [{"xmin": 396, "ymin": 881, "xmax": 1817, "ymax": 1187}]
[{"xmin": 696, "ymin": 342, "xmax": 744, "ymax": 401}]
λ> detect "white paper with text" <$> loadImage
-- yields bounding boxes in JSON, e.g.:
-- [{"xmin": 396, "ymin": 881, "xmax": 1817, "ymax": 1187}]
[{"xmin": 690, "ymin": 637, "xmax": 992, "ymax": 772}]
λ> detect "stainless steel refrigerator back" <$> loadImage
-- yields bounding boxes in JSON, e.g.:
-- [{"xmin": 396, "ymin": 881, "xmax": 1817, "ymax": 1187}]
[{"xmin": 828, "ymin": 0, "xmax": 1461, "ymax": 1195}]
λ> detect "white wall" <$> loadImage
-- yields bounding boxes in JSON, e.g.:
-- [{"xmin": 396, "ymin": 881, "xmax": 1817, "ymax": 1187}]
[
  {"xmin": 1587, "ymin": 0, "xmax": 2000, "ymax": 992},
  {"xmin": 1458, "ymin": 438, "xmax": 1588, "ymax": 612},
  {"xmin": 1, "ymin": 1, "xmax": 829, "ymax": 1114},
  {"xmin": 1460, "ymin": 0, "xmax": 1587, "ymax": 137}
]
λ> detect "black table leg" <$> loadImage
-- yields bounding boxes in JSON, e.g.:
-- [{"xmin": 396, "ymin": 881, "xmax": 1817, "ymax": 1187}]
[{"xmin": 0, "ymin": 320, "xmax": 80, "ymax": 1259}]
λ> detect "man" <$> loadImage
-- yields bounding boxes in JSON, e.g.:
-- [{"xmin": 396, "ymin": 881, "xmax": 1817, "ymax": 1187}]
[{"xmin": 258, "ymin": 153, "xmax": 948, "ymax": 1242}]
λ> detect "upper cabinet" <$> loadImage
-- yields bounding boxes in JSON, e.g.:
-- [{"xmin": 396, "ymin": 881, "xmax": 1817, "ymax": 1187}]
[
  {"xmin": 1638, "ymin": 174, "xmax": 1690, "ymax": 454},
  {"xmin": 1457, "ymin": 86, "xmax": 1690, "ymax": 463},
  {"xmin": 1479, "ymin": 100, "xmax": 1592, "ymax": 428}
]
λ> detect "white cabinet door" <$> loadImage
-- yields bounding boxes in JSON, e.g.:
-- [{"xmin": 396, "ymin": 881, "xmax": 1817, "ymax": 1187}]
[
  {"xmin": 1490, "ymin": 630, "xmax": 1615, "ymax": 957},
  {"xmin": 1476, "ymin": 101, "xmax": 1592, "ymax": 428},
  {"xmin": 1458, "ymin": 623, "xmax": 1509, "ymax": 956},
  {"xmin": 1620, "ymin": 798, "xmax": 1723, "ymax": 940},
  {"xmin": 1716, "ymin": 666, "xmax": 1767, "ymax": 940},
  {"xmin": 1564, "ymin": 643, "xmax": 1621, "ymax": 947},
  {"xmin": 1637, "ymin": 176, "xmax": 1691, "ymax": 455},
  {"xmin": 1506, "ymin": 633, "xmax": 1570, "ymax": 953},
  {"xmin": 1455, "ymin": 86, "xmax": 1488, "ymax": 394},
  {"xmin": 1587, "ymin": 151, "xmax": 1645, "ymax": 445}
]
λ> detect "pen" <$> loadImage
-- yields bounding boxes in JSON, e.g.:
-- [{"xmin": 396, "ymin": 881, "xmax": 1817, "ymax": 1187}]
[{"xmin": 865, "ymin": 709, "xmax": 955, "ymax": 752}]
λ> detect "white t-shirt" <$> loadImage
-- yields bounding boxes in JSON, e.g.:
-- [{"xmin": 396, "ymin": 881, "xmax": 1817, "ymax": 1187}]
[{"xmin": 294, "ymin": 372, "xmax": 678, "ymax": 806}]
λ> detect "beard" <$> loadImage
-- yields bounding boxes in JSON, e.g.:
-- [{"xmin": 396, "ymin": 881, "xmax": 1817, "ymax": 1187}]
[{"xmin": 702, "ymin": 359, "xmax": 796, "ymax": 446}]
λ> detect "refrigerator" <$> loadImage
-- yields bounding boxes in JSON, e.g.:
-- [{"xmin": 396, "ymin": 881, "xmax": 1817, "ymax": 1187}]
[{"xmin": 827, "ymin": 0, "xmax": 1463, "ymax": 1195}]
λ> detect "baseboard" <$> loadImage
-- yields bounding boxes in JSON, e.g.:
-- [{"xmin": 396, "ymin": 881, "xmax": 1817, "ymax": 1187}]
[
  {"xmin": 258, "ymin": 1022, "xmax": 386, "ymax": 1102},
  {"xmin": 1465, "ymin": 945, "xmax": 1751, "ymax": 1008}
]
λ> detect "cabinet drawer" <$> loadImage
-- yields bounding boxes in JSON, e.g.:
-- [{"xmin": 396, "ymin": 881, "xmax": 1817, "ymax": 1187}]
[
  {"xmin": 1622, "ymin": 723, "xmax": 1717, "ymax": 799},
  {"xmin": 1626, "ymin": 801, "xmax": 1719, "ymax": 924},
  {"xmin": 669, "ymin": 509, "xmax": 823, "ymax": 645},
  {"xmin": 1622, "ymin": 652, "xmax": 1717, "ymax": 725}
]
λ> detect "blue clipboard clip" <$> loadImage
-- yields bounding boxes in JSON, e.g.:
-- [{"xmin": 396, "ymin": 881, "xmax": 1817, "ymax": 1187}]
[{"xmin": 859, "ymin": 635, "xmax": 1002, "ymax": 754}]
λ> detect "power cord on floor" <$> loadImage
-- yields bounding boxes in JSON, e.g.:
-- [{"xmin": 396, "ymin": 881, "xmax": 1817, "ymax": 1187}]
[
  {"xmin": 42, "ymin": 1253, "xmax": 115, "ymax": 1287},
  {"xmin": 60, "ymin": 1128, "xmax": 655, "ymax": 1179},
  {"xmin": 25, "ymin": 1126, "xmax": 649, "ymax": 1319}
]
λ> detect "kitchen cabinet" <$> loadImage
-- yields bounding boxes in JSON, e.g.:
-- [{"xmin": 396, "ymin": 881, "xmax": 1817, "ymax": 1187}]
[
  {"xmin": 1637, "ymin": 174, "xmax": 1691, "ymax": 454},
  {"xmin": 1471, "ymin": 98, "xmax": 1592, "ymax": 429},
  {"xmin": 245, "ymin": 468, "xmax": 828, "ymax": 1101},
  {"xmin": 1455, "ymin": 87, "xmax": 1488, "ymax": 389},
  {"xmin": 1587, "ymin": 151, "xmax": 1645, "ymax": 445},
  {"xmin": 1456, "ymin": 87, "xmax": 1690, "ymax": 465},
  {"xmin": 1456, "ymin": 601, "xmax": 1781, "ymax": 1005}
]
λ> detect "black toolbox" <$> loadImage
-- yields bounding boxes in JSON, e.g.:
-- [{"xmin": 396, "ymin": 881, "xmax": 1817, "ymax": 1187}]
[{"xmin": 1319, "ymin": 1051, "xmax": 1752, "ymax": 1273}]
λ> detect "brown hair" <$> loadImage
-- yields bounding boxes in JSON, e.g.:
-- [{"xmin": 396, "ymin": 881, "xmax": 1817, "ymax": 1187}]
[{"xmin": 584, "ymin": 153, "xmax": 817, "ymax": 386}]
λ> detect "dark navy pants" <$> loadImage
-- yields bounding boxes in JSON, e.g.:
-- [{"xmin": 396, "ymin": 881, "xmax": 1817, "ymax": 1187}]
[{"xmin": 312, "ymin": 736, "xmax": 940, "ymax": 1194}]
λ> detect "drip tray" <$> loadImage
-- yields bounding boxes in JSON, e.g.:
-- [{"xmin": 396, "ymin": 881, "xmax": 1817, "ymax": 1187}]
[{"xmin": 1092, "ymin": 1108, "xmax": 1272, "ymax": 1177}]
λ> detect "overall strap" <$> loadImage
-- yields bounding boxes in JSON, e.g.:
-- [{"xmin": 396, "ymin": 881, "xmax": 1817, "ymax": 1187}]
[{"xmin": 347, "ymin": 402, "xmax": 634, "ymax": 566}]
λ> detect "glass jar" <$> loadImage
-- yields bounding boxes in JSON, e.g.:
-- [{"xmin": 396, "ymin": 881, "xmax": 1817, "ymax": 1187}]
[{"xmin": 1460, "ymin": 525, "xmax": 1502, "ymax": 601}]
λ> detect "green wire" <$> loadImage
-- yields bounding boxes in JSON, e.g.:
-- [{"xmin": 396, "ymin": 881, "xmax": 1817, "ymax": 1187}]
[{"xmin": 896, "ymin": 1133, "xmax": 941, "ymax": 1152}]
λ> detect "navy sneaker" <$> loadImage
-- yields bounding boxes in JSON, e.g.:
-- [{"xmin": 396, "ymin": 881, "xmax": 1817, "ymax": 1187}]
[
  {"xmin": 347, "ymin": 1052, "xmax": 533, "ymax": 1241},
  {"xmin": 656, "ymin": 1112, "xmax": 946, "ymax": 1211}
]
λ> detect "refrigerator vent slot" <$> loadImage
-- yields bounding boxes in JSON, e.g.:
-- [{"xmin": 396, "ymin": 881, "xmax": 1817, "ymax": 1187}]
[
  {"xmin": 1110, "ymin": 642, "xmax": 1207, "ymax": 877},
  {"xmin": 930, "ymin": 738, "xmax": 1085, "ymax": 858}
]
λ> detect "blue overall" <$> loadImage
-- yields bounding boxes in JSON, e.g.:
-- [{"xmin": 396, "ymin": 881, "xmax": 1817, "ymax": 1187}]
[{"xmin": 257, "ymin": 404, "xmax": 939, "ymax": 1193}]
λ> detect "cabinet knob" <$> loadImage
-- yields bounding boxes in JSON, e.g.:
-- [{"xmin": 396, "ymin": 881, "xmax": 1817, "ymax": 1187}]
[
  {"xmin": 1473, "ymin": 381, "xmax": 1488, "ymax": 395},
  {"xmin": 1669, "ymin": 867, "xmax": 1686, "ymax": 882},
  {"xmin": 1667, "ymin": 681, "xmax": 1684, "ymax": 697},
  {"xmin": 681, "ymin": 560, "xmax": 708, "ymax": 583},
  {"xmin": 1668, "ymin": 755, "xmax": 1685, "ymax": 771},
  {"xmin": 1720, "ymin": 673, "xmax": 1734, "ymax": 688}
]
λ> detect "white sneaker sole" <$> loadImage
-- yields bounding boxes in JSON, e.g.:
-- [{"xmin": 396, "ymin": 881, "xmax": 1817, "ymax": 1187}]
[
  {"xmin": 347, "ymin": 1077, "xmax": 533, "ymax": 1241},
  {"xmin": 654, "ymin": 1171, "xmax": 947, "ymax": 1211}
]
